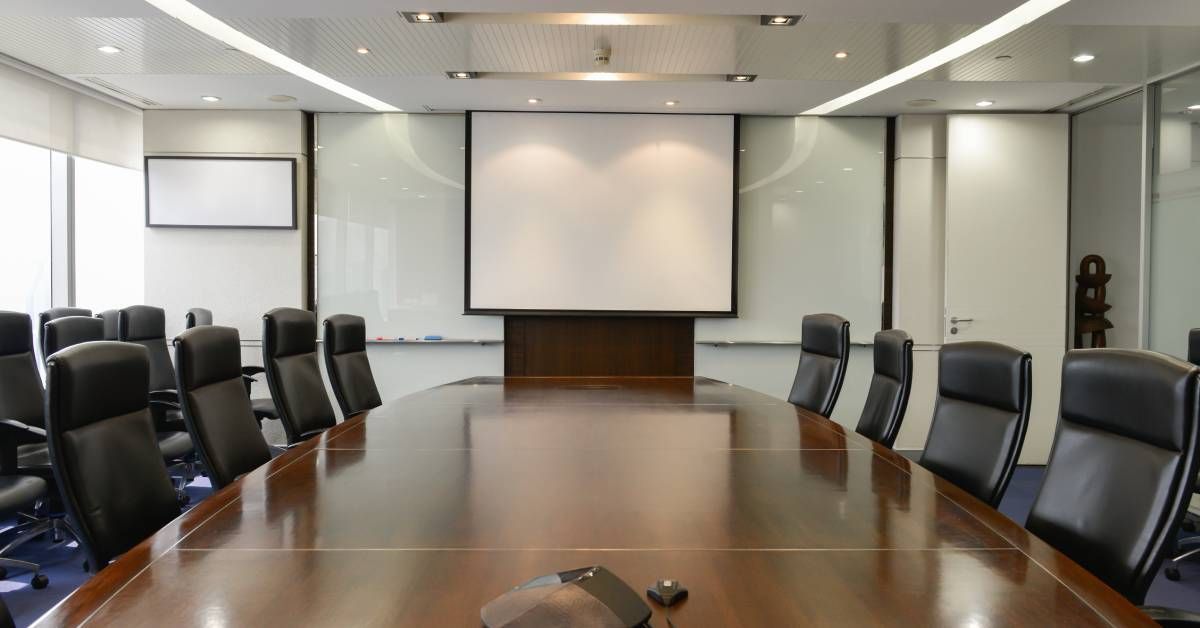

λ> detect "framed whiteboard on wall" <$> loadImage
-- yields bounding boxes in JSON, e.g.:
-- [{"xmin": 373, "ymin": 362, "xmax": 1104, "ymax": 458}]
[{"xmin": 145, "ymin": 156, "xmax": 297, "ymax": 229}]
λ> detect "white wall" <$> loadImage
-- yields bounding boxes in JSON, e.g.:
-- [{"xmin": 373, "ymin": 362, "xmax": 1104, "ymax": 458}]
[{"xmin": 1069, "ymin": 93, "xmax": 1144, "ymax": 349}]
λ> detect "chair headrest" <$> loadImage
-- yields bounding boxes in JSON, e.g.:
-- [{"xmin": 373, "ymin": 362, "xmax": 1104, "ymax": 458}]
[
  {"xmin": 324, "ymin": 314, "xmax": 367, "ymax": 355},
  {"xmin": 96, "ymin": 310, "xmax": 120, "ymax": 341},
  {"xmin": 175, "ymin": 325, "xmax": 242, "ymax": 390},
  {"xmin": 1061, "ymin": 349, "xmax": 1199, "ymax": 452},
  {"xmin": 39, "ymin": 308, "xmax": 92, "ymax": 328},
  {"xmin": 801, "ymin": 314, "xmax": 849, "ymax": 359},
  {"xmin": 186, "ymin": 308, "xmax": 213, "ymax": 329},
  {"xmin": 939, "ymin": 341, "xmax": 1030, "ymax": 412},
  {"xmin": 46, "ymin": 341, "xmax": 149, "ymax": 432},
  {"xmin": 118, "ymin": 305, "xmax": 166, "ymax": 342},
  {"xmin": 263, "ymin": 307, "xmax": 317, "ymax": 358},
  {"xmin": 44, "ymin": 317, "xmax": 104, "ymax": 357},
  {"xmin": 873, "ymin": 329, "xmax": 912, "ymax": 381},
  {"xmin": 0, "ymin": 311, "xmax": 34, "ymax": 356}
]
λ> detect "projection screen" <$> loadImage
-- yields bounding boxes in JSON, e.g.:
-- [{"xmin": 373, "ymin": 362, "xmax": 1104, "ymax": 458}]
[{"xmin": 467, "ymin": 111, "xmax": 736, "ymax": 315}]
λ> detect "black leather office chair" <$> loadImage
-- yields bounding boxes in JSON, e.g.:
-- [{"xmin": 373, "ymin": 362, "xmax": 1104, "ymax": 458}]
[
  {"xmin": 918, "ymin": 341, "xmax": 1031, "ymax": 507},
  {"xmin": 263, "ymin": 308, "xmax": 337, "ymax": 445},
  {"xmin": 117, "ymin": 306, "xmax": 179, "ymax": 415},
  {"xmin": 1164, "ymin": 330, "xmax": 1200, "ymax": 582},
  {"xmin": 38, "ymin": 308, "xmax": 90, "ymax": 360},
  {"xmin": 854, "ymin": 329, "xmax": 913, "ymax": 448},
  {"xmin": 788, "ymin": 314, "xmax": 850, "ymax": 416},
  {"xmin": 44, "ymin": 341, "xmax": 182, "ymax": 571},
  {"xmin": 182, "ymin": 307, "xmax": 279, "ymax": 425},
  {"xmin": 323, "ymin": 314, "xmax": 382, "ymax": 417},
  {"xmin": 1025, "ymin": 349, "xmax": 1200, "ymax": 608},
  {"xmin": 184, "ymin": 308, "xmax": 213, "ymax": 329},
  {"xmin": 95, "ymin": 310, "xmax": 119, "ymax": 341},
  {"xmin": 42, "ymin": 316, "xmax": 104, "ymax": 359},
  {"xmin": 174, "ymin": 326, "xmax": 272, "ymax": 490}
]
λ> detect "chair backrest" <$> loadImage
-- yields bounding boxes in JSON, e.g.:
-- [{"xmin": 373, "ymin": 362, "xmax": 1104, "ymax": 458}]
[
  {"xmin": 117, "ymin": 306, "xmax": 176, "ymax": 392},
  {"xmin": 185, "ymin": 308, "xmax": 213, "ymax": 329},
  {"xmin": 854, "ymin": 329, "xmax": 914, "ymax": 448},
  {"xmin": 44, "ymin": 341, "xmax": 181, "ymax": 569},
  {"xmin": 1025, "ymin": 349, "xmax": 1200, "ymax": 603},
  {"xmin": 39, "ymin": 307, "xmax": 91, "ymax": 346},
  {"xmin": 262, "ymin": 308, "xmax": 336, "ymax": 444},
  {"xmin": 323, "ymin": 314, "xmax": 382, "ymax": 417},
  {"xmin": 1189, "ymin": 329, "xmax": 1199, "ymax": 367},
  {"xmin": 919, "ymin": 341, "xmax": 1031, "ymax": 507},
  {"xmin": 95, "ymin": 310, "xmax": 119, "ymax": 341},
  {"xmin": 42, "ymin": 316, "xmax": 104, "ymax": 358},
  {"xmin": 174, "ymin": 326, "xmax": 271, "ymax": 489},
  {"xmin": 0, "ymin": 311, "xmax": 45, "ymax": 429},
  {"xmin": 787, "ymin": 314, "xmax": 850, "ymax": 416}
]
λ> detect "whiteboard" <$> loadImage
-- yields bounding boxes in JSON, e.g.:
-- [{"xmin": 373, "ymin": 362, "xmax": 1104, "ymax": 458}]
[
  {"xmin": 695, "ymin": 117, "xmax": 887, "ymax": 343},
  {"xmin": 146, "ymin": 157, "xmax": 296, "ymax": 228},
  {"xmin": 468, "ymin": 112, "xmax": 736, "ymax": 314}
]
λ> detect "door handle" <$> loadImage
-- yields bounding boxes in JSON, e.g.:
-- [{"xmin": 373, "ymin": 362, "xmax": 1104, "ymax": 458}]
[{"xmin": 950, "ymin": 317, "xmax": 973, "ymax": 324}]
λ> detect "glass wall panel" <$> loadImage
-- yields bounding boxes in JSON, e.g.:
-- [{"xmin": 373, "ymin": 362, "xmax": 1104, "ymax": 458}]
[
  {"xmin": 1069, "ymin": 91, "xmax": 1144, "ymax": 349},
  {"xmin": 74, "ymin": 156, "xmax": 144, "ymax": 312},
  {"xmin": 697, "ymin": 116, "xmax": 887, "ymax": 342},
  {"xmin": 0, "ymin": 136, "xmax": 52, "ymax": 326},
  {"xmin": 1149, "ymin": 70, "xmax": 1200, "ymax": 356},
  {"xmin": 316, "ymin": 113, "xmax": 502, "ymax": 339}
]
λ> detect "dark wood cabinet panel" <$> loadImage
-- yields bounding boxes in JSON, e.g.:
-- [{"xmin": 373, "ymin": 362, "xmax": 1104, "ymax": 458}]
[{"xmin": 505, "ymin": 316, "xmax": 694, "ymax": 376}]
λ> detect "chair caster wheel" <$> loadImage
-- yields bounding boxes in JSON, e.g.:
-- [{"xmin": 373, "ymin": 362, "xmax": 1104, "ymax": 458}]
[
  {"xmin": 1165, "ymin": 565, "xmax": 1181, "ymax": 581},
  {"xmin": 0, "ymin": 566, "xmax": 8, "ymax": 579},
  {"xmin": 31, "ymin": 574, "xmax": 48, "ymax": 589}
]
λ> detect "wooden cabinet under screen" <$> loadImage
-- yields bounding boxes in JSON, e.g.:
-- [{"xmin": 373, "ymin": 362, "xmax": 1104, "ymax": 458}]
[{"xmin": 504, "ymin": 316, "xmax": 694, "ymax": 376}]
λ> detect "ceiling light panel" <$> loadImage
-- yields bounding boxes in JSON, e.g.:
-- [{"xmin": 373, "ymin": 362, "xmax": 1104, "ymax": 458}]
[
  {"xmin": 803, "ymin": 0, "xmax": 1072, "ymax": 115},
  {"xmin": 142, "ymin": 0, "xmax": 402, "ymax": 111}
]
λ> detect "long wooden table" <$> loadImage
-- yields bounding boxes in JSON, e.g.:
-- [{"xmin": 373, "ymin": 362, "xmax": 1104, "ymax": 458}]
[{"xmin": 35, "ymin": 377, "xmax": 1152, "ymax": 626}]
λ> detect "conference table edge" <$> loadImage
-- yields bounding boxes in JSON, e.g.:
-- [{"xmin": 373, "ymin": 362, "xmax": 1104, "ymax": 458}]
[{"xmin": 30, "ymin": 376, "xmax": 1153, "ymax": 627}]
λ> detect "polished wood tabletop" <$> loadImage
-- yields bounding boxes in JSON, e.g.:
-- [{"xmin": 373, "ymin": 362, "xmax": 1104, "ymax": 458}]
[{"xmin": 35, "ymin": 377, "xmax": 1152, "ymax": 627}]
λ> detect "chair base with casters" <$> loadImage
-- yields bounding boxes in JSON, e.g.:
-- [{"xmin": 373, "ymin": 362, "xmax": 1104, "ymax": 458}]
[
  {"xmin": 0, "ymin": 477, "xmax": 82, "ymax": 590},
  {"xmin": 1164, "ymin": 534, "xmax": 1200, "ymax": 582}
]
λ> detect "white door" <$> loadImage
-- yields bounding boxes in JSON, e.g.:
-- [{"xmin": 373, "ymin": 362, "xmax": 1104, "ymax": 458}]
[{"xmin": 944, "ymin": 114, "xmax": 1069, "ymax": 464}]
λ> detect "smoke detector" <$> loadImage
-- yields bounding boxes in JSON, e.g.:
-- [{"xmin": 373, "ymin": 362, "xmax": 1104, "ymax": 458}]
[{"xmin": 593, "ymin": 47, "xmax": 611, "ymax": 67}]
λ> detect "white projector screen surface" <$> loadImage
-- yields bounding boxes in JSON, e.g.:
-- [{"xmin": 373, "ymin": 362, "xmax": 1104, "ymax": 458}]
[
  {"xmin": 469, "ymin": 112, "xmax": 735, "ymax": 314},
  {"xmin": 146, "ymin": 157, "xmax": 295, "ymax": 228}
]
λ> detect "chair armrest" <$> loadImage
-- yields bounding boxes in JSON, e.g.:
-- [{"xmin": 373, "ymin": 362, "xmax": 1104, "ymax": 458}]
[
  {"xmin": 149, "ymin": 389, "xmax": 179, "ymax": 402},
  {"xmin": 242, "ymin": 366, "xmax": 266, "ymax": 377},
  {"xmin": 0, "ymin": 418, "xmax": 47, "ymax": 442},
  {"xmin": 1142, "ymin": 606, "xmax": 1200, "ymax": 627},
  {"xmin": 242, "ymin": 375, "xmax": 258, "ymax": 385}
]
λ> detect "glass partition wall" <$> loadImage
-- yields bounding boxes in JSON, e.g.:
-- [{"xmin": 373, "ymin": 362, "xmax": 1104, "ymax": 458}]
[{"xmin": 1149, "ymin": 68, "xmax": 1200, "ymax": 357}]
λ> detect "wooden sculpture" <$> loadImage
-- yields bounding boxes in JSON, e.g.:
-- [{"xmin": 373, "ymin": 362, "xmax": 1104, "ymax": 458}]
[{"xmin": 1074, "ymin": 254, "xmax": 1114, "ymax": 348}]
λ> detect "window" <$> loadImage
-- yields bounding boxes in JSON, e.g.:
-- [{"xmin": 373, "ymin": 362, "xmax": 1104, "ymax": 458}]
[
  {"xmin": 73, "ymin": 157, "xmax": 144, "ymax": 312},
  {"xmin": 0, "ymin": 136, "xmax": 53, "ymax": 324}
]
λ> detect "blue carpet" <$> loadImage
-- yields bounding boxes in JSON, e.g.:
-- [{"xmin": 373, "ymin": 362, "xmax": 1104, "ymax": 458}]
[{"xmin": 1, "ymin": 467, "xmax": 1197, "ymax": 626}]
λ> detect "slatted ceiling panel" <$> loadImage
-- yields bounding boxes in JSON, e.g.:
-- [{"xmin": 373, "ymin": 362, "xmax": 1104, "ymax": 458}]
[{"xmin": 0, "ymin": 17, "xmax": 278, "ymax": 75}]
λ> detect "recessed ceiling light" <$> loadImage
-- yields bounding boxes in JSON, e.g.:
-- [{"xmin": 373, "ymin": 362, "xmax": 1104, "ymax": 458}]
[
  {"xmin": 761, "ymin": 15, "xmax": 801, "ymax": 26},
  {"xmin": 726, "ymin": 74, "xmax": 757, "ymax": 82},
  {"xmin": 816, "ymin": 180, "xmax": 825, "ymax": 184},
  {"xmin": 446, "ymin": 71, "xmax": 477, "ymax": 79},
  {"xmin": 267, "ymin": 94, "xmax": 297, "ymax": 102},
  {"xmin": 315, "ymin": 145, "xmax": 324, "ymax": 150},
  {"xmin": 842, "ymin": 167, "xmax": 854, "ymax": 172},
  {"xmin": 834, "ymin": 51, "xmax": 849, "ymax": 59},
  {"xmin": 976, "ymin": 100, "xmax": 995, "ymax": 107},
  {"xmin": 665, "ymin": 100, "xmax": 679, "ymax": 106},
  {"xmin": 401, "ymin": 187, "xmax": 409, "ymax": 191},
  {"xmin": 143, "ymin": 0, "xmax": 402, "ymax": 112},
  {"xmin": 402, "ymin": 11, "xmax": 444, "ymax": 23},
  {"xmin": 379, "ymin": 176, "xmax": 388, "ymax": 181},
  {"xmin": 1188, "ymin": 104, "xmax": 1200, "ymax": 111},
  {"xmin": 527, "ymin": 98, "xmax": 542, "ymax": 104},
  {"xmin": 794, "ymin": 190, "xmax": 804, "ymax": 193},
  {"xmin": 97, "ymin": 45, "xmax": 122, "ymax": 54},
  {"xmin": 803, "ymin": 0, "xmax": 1070, "ymax": 115},
  {"xmin": 201, "ymin": 95, "xmax": 221, "ymax": 102},
  {"xmin": 356, "ymin": 46, "xmax": 371, "ymax": 55},
  {"xmin": 1072, "ymin": 53, "xmax": 1095, "ymax": 63}
]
